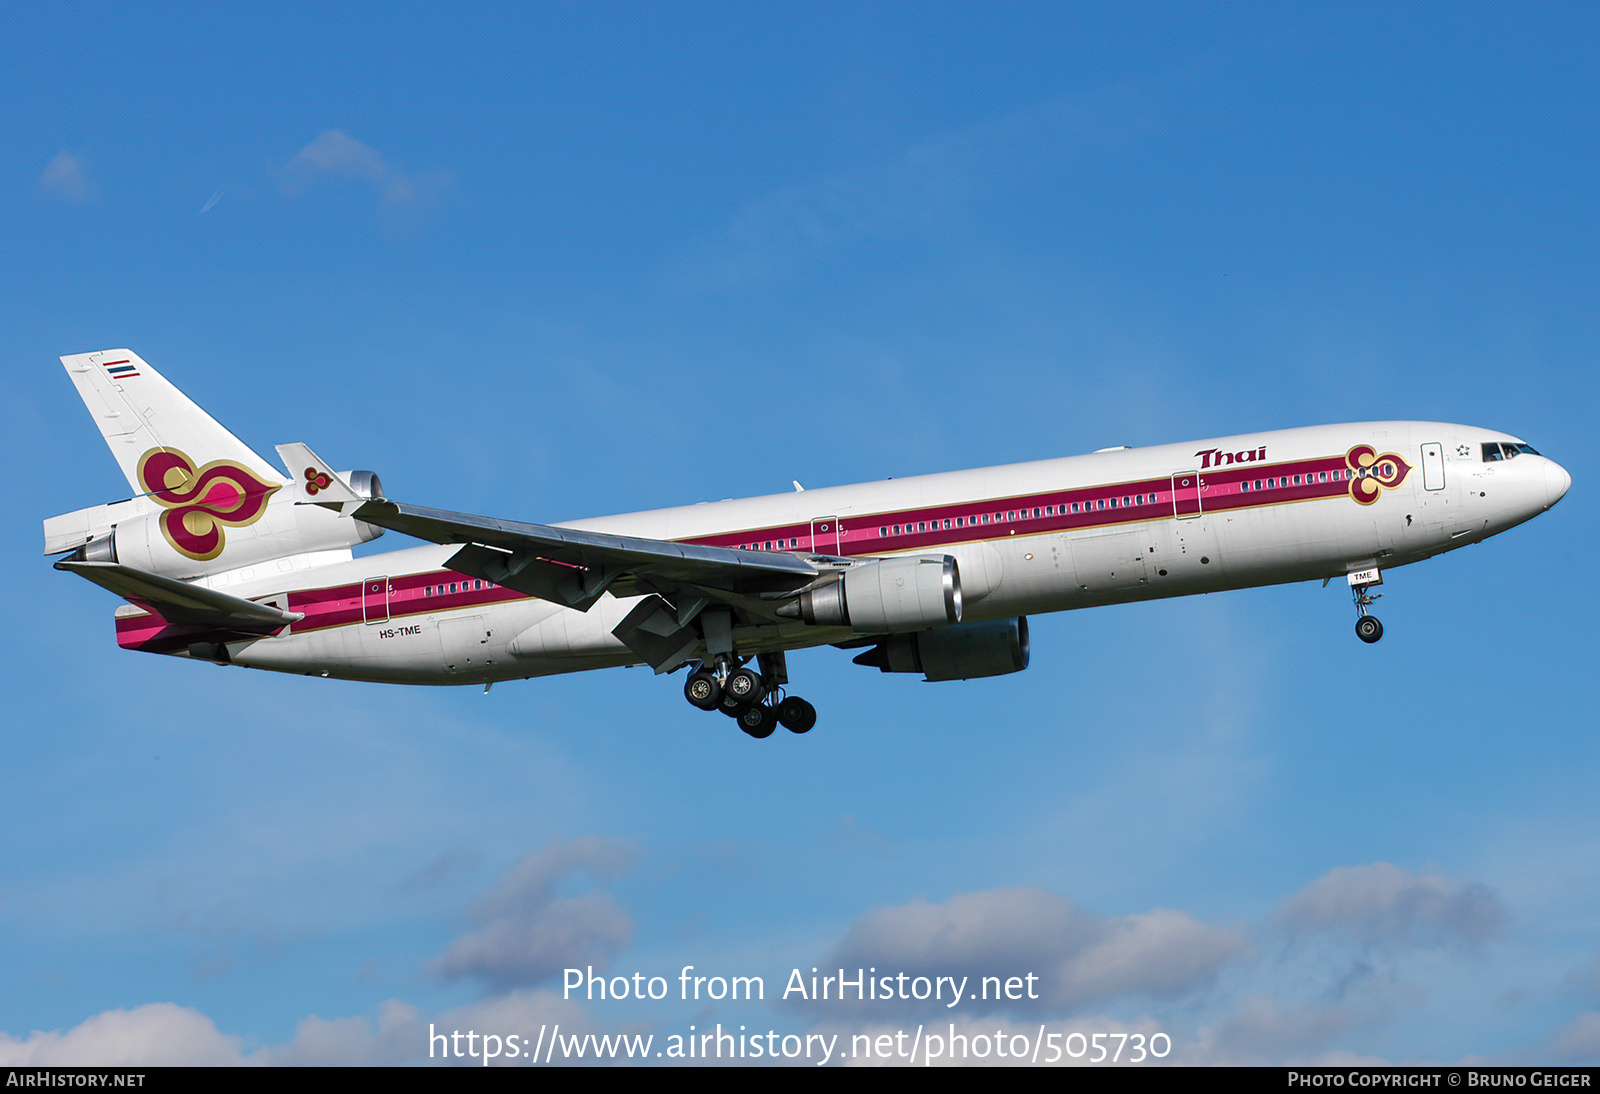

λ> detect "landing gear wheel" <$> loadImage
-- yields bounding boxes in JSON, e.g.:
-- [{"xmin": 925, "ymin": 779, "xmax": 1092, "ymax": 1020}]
[
  {"xmin": 724, "ymin": 667, "xmax": 763, "ymax": 705},
  {"xmin": 777, "ymin": 696, "xmax": 817, "ymax": 734},
  {"xmin": 684, "ymin": 670, "xmax": 722, "ymax": 710},
  {"xmin": 738, "ymin": 704, "xmax": 777, "ymax": 738},
  {"xmin": 1356, "ymin": 615, "xmax": 1384, "ymax": 644}
]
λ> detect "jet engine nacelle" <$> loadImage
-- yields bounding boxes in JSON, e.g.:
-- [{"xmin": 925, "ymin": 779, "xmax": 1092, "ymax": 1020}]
[
  {"xmin": 51, "ymin": 470, "xmax": 386, "ymax": 580},
  {"xmin": 783, "ymin": 555, "xmax": 962, "ymax": 632},
  {"xmin": 852, "ymin": 617, "xmax": 1030, "ymax": 681}
]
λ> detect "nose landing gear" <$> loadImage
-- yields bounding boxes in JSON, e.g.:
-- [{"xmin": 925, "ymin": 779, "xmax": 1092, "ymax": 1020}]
[
  {"xmin": 1355, "ymin": 613, "xmax": 1384, "ymax": 643},
  {"xmin": 1348, "ymin": 567, "xmax": 1385, "ymax": 644}
]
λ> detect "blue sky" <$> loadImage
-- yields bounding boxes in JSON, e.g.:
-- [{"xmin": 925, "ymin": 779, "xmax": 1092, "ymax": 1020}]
[{"xmin": 4, "ymin": 1, "xmax": 1597, "ymax": 1066}]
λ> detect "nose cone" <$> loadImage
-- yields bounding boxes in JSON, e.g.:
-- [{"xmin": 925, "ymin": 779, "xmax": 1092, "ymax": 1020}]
[{"xmin": 1544, "ymin": 459, "xmax": 1572, "ymax": 509}]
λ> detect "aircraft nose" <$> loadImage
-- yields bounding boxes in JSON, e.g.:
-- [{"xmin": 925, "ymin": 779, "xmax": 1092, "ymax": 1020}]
[{"xmin": 1544, "ymin": 459, "xmax": 1572, "ymax": 509}]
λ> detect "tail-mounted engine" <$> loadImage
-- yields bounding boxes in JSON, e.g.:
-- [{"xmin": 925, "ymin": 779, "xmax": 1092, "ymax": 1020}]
[{"xmin": 45, "ymin": 468, "xmax": 386, "ymax": 580}]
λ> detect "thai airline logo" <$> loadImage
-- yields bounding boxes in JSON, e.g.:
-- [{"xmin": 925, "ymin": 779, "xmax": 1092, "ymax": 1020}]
[
  {"xmin": 302, "ymin": 466, "xmax": 334, "ymax": 495},
  {"xmin": 136, "ymin": 447, "xmax": 282, "ymax": 560},
  {"xmin": 1345, "ymin": 445, "xmax": 1412, "ymax": 505},
  {"xmin": 1194, "ymin": 446, "xmax": 1268, "ymax": 469}
]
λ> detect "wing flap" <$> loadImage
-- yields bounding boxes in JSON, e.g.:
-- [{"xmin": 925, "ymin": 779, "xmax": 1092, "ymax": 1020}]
[
  {"xmin": 353, "ymin": 499, "xmax": 819, "ymax": 611},
  {"xmin": 56, "ymin": 559, "xmax": 303, "ymax": 632}
]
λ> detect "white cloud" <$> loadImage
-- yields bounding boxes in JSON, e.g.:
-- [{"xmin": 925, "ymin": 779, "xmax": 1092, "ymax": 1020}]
[
  {"xmin": 38, "ymin": 152, "xmax": 90, "ymax": 202},
  {"xmin": 258, "ymin": 992, "xmax": 599, "ymax": 1066},
  {"xmin": 0, "ymin": 1003, "xmax": 245, "ymax": 1067},
  {"xmin": 1059, "ymin": 907, "xmax": 1251, "ymax": 1008},
  {"xmin": 0, "ymin": 993, "xmax": 606, "ymax": 1067},
  {"xmin": 433, "ymin": 837, "xmax": 636, "ymax": 991},
  {"xmin": 280, "ymin": 130, "xmax": 449, "ymax": 206},
  {"xmin": 1273, "ymin": 862, "xmax": 1506, "ymax": 949},
  {"xmin": 812, "ymin": 885, "xmax": 1249, "ymax": 1016}
]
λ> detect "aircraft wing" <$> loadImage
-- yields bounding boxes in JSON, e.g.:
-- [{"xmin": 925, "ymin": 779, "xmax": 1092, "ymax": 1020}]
[
  {"xmin": 349, "ymin": 499, "xmax": 823, "ymax": 614},
  {"xmin": 55, "ymin": 559, "xmax": 303, "ymax": 632}
]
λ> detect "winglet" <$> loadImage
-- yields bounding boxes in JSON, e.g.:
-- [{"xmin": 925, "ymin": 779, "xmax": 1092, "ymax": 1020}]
[{"xmin": 274, "ymin": 443, "xmax": 365, "ymax": 513}]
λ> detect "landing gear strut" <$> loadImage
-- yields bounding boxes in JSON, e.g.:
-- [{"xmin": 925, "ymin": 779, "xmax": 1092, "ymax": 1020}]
[{"xmin": 1349, "ymin": 568, "xmax": 1385, "ymax": 644}]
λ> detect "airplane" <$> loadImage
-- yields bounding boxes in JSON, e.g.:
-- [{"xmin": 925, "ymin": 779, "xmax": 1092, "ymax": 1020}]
[{"xmin": 45, "ymin": 349, "xmax": 1571, "ymax": 739}]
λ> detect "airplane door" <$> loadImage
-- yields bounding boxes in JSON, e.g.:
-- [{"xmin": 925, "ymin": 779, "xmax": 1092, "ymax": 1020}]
[
  {"xmin": 1171, "ymin": 472, "xmax": 1203, "ymax": 519},
  {"xmin": 810, "ymin": 516, "xmax": 841, "ymax": 555},
  {"xmin": 362, "ymin": 577, "xmax": 390, "ymax": 624},
  {"xmin": 1421, "ymin": 442, "xmax": 1446, "ymax": 491}
]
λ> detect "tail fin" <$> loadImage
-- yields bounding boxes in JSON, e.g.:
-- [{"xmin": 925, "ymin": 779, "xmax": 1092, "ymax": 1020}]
[
  {"xmin": 50, "ymin": 349, "xmax": 382, "ymax": 580},
  {"xmin": 60, "ymin": 350, "xmax": 283, "ymax": 494}
]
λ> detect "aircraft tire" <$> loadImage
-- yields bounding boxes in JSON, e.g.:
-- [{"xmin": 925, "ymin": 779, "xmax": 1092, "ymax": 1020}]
[
  {"xmin": 778, "ymin": 696, "xmax": 817, "ymax": 734},
  {"xmin": 1356, "ymin": 616, "xmax": 1384, "ymax": 644},
  {"xmin": 725, "ymin": 667, "xmax": 763, "ymax": 704},
  {"xmin": 685, "ymin": 670, "xmax": 723, "ymax": 710},
  {"xmin": 738, "ymin": 705, "xmax": 777, "ymax": 738}
]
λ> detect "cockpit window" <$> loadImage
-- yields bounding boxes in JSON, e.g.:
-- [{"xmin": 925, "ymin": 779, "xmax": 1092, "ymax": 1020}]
[{"xmin": 1482, "ymin": 442, "xmax": 1542, "ymax": 462}]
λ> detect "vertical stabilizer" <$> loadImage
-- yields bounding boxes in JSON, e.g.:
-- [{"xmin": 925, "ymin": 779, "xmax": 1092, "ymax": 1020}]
[{"xmin": 60, "ymin": 350, "xmax": 284, "ymax": 493}]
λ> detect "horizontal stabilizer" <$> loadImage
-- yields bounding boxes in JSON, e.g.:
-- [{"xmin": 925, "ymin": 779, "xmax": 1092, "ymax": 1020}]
[{"xmin": 55, "ymin": 559, "xmax": 303, "ymax": 632}]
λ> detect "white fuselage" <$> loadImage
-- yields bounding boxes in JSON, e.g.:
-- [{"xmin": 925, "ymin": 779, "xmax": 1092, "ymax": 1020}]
[{"xmin": 112, "ymin": 420, "xmax": 1568, "ymax": 685}]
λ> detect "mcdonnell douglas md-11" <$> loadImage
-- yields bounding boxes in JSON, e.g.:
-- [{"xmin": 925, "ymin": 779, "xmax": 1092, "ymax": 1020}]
[{"xmin": 45, "ymin": 350, "xmax": 1570, "ymax": 738}]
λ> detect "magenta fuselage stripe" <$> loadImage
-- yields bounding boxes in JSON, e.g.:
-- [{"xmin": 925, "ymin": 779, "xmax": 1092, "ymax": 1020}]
[
  {"xmin": 114, "ymin": 450, "xmax": 1402, "ymax": 652},
  {"xmin": 116, "ymin": 572, "xmax": 528, "ymax": 651},
  {"xmin": 686, "ymin": 454, "xmax": 1374, "ymax": 554}
]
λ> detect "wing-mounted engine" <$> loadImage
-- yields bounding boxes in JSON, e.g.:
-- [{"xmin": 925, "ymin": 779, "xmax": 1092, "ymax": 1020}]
[
  {"xmin": 777, "ymin": 555, "xmax": 962, "ymax": 631},
  {"xmin": 850, "ymin": 617, "xmax": 1030, "ymax": 681},
  {"xmin": 44, "ymin": 467, "xmax": 386, "ymax": 580}
]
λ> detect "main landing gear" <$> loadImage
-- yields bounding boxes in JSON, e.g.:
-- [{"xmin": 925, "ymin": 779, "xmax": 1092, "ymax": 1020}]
[{"xmin": 682, "ymin": 652, "xmax": 817, "ymax": 739}]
